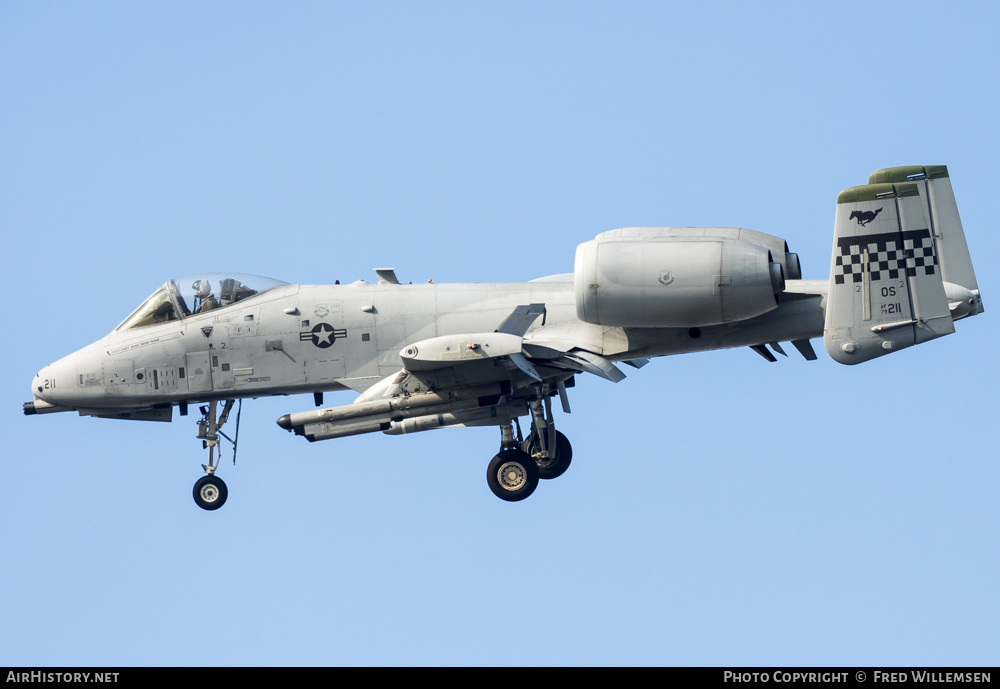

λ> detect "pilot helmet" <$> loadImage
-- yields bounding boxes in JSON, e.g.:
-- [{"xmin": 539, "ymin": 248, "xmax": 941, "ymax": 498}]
[{"xmin": 192, "ymin": 279, "xmax": 212, "ymax": 298}]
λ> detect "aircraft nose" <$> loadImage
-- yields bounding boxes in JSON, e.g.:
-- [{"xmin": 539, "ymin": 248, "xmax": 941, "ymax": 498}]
[
  {"xmin": 25, "ymin": 368, "xmax": 48, "ymax": 414},
  {"xmin": 32, "ymin": 365, "xmax": 53, "ymax": 400},
  {"xmin": 33, "ymin": 356, "xmax": 80, "ymax": 404},
  {"xmin": 30, "ymin": 336, "xmax": 115, "ymax": 412}
]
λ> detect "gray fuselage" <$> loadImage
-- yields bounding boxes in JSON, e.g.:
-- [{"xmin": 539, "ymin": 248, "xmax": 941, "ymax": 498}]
[{"xmin": 31, "ymin": 279, "xmax": 826, "ymax": 414}]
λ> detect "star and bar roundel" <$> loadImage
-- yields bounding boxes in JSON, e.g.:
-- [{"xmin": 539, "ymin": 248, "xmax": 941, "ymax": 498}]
[{"xmin": 299, "ymin": 323, "xmax": 347, "ymax": 348}]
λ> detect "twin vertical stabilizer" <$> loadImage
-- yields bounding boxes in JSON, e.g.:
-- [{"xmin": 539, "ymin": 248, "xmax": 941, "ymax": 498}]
[{"xmin": 824, "ymin": 165, "xmax": 981, "ymax": 365}]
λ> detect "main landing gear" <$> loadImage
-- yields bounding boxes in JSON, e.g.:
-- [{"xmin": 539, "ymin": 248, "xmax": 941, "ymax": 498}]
[
  {"xmin": 486, "ymin": 393, "xmax": 573, "ymax": 502},
  {"xmin": 192, "ymin": 399, "xmax": 240, "ymax": 511}
]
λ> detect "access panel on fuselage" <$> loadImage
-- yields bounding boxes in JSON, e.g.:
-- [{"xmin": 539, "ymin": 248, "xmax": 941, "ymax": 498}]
[{"xmin": 185, "ymin": 352, "xmax": 212, "ymax": 393}]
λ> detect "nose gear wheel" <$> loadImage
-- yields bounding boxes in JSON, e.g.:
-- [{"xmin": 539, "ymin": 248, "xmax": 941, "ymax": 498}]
[{"xmin": 193, "ymin": 474, "xmax": 228, "ymax": 510}]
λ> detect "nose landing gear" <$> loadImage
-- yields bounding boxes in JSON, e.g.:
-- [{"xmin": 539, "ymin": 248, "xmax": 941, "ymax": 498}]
[{"xmin": 192, "ymin": 399, "xmax": 240, "ymax": 511}]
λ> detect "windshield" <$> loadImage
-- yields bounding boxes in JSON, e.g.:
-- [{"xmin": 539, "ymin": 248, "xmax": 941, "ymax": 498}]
[{"xmin": 117, "ymin": 273, "xmax": 289, "ymax": 331}]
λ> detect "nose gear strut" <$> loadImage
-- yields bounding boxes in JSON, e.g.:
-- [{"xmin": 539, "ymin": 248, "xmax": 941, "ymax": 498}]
[{"xmin": 192, "ymin": 399, "xmax": 241, "ymax": 510}]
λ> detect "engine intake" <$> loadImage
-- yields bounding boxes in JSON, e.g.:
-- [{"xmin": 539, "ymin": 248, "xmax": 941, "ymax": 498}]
[{"xmin": 574, "ymin": 234, "xmax": 785, "ymax": 328}]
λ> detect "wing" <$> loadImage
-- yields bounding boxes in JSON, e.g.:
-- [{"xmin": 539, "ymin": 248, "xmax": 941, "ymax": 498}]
[{"xmin": 277, "ymin": 304, "xmax": 625, "ymax": 441}]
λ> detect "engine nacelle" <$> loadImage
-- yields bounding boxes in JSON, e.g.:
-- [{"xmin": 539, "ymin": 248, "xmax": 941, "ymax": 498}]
[{"xmin": 574, "ymin": 233, "xmax": 785, "ymax": 328}]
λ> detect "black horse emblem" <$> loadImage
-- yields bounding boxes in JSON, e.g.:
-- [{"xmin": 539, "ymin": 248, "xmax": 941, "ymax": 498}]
[{"xmin": 849, "ymin": 207, "xmax": 883, "ymax": 227}]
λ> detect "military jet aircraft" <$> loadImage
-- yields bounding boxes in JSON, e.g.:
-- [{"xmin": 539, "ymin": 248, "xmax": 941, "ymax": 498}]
[{"xmin": 25, "ymin": 165, "xmax": 983, "ymax": 510}]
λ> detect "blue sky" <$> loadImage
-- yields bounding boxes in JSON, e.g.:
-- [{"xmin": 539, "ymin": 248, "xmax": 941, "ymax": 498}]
[{"xmin": 2, "ymin": 1, "xmax": 997, "ymax": 666}]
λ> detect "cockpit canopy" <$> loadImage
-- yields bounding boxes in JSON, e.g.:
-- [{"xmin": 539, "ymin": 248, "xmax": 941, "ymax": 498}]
[{"xmin": 117, "ymin": 273, "xmax": 289, "ymax": 331}]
